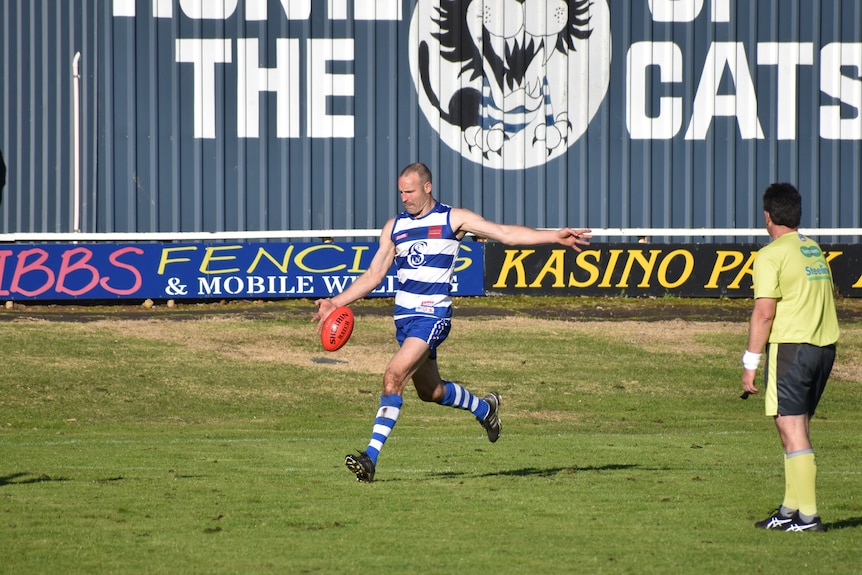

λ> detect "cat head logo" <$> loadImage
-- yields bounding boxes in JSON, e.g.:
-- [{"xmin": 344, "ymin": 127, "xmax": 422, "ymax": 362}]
[{"xmin": 409, "ymin": 0, "xmax": 611, "ymax": 170}]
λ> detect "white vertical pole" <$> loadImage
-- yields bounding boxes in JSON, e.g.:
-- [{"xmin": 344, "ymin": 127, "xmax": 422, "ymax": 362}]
[{"xmin": 72, "ymin": 51, "xmax": 81, "ymax": 233}]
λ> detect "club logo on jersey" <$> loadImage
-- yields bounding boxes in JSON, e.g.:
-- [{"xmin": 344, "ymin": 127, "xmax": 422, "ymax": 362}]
[
  {"xmin": 408, "ymin": 241, "xmax": 429, "ymax": 267},
  {"xmin": 409, "ymin": 0, "xmax": 611, "ymax": 170}
]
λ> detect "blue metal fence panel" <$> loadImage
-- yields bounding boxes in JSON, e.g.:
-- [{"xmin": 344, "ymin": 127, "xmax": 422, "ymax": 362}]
[{"xmin": 0, "ymin": 1, "xmax": 860, "ymax": 239}]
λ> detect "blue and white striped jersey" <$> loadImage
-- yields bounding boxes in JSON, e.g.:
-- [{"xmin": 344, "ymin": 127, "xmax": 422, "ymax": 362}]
[{"xmin": 390, "ymin": 202, "xmax": 460, "ymax": 320}]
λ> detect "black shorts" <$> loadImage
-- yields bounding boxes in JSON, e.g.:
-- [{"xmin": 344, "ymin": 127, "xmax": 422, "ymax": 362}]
[{"xmin": 764, "ymin": 343, "xmax": 836, "ymax": 417}]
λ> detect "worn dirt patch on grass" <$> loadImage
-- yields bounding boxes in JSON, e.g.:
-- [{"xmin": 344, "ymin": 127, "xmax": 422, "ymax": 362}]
[
  {"xmin": 91, "ymin": 317, "xmax": 397, "ymax": 376},
  {"xmin": 3, "ymin": 294, "xmax": 861, "ymax": 379},
  {"xmin": 91, "ymin": 316, "xmax": 745, "ymax": 372}
]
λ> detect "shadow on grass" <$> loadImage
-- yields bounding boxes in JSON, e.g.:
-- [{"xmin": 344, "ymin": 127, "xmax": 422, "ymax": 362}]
[
  {"xmin": 0, "ymin": 473, "xmax": 69, "ymax": 486},
  {"xmin": 429, "ymin": 463, "xmax": 640, "ymax": 480},
  {"xmin": 825, "ymin": 517, "xmax": 862, "ymax": 531}
]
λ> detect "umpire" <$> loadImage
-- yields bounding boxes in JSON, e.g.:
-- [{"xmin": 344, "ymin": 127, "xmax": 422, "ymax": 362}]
[{"xmin": 741, "ymin": 183, "xmax": 839, "ymax": 533}]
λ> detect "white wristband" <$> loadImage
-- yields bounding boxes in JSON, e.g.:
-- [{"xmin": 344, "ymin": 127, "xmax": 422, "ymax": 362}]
[{"xmin": 742, "ymin": 350, "xmax": 762, "ymax": 370}]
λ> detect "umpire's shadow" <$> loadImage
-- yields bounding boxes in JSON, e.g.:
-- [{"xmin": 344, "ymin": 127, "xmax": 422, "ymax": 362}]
[{"xmin": 824, "ymin": 517, "xmax": 862, "ymax": 531}]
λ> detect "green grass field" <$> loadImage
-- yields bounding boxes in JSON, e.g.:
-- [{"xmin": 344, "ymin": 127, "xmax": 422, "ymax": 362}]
[{"xmin": 1, "ymin": 298, "xmax": 861, "ymax": 574}]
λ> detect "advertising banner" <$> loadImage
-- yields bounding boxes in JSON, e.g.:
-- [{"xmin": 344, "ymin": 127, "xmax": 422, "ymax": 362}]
[
  {"xmin": 2, "ymin": 240, "xmax": 860, "ymax": 301},
  {"xmin": 484, "ymin": 243, "xmax": 862, "ymax": 298},
  {"xmin": 0, "ymin": 241, "xmax": 485, "ymax": 301}
]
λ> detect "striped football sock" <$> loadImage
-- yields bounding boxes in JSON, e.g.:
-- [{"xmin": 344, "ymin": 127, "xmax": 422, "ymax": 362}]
[
  {"xmin": 364, "ymin": 394, "xmax": 402, "ymax": 465},
  {"xmin": 439, "ymin": 381, "xmax": 489, "ymax": 421}
]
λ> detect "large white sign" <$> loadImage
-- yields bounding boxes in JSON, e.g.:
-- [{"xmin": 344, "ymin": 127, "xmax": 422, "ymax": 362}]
[{"xmin": 112, "ymin": 0, "xmax": 862, "ymax": 164}]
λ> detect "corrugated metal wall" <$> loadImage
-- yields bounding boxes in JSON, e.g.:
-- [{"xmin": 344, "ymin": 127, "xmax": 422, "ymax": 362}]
[
  {"xmin": 1, "ymin": 0, "xmax": 87, "ymax": 232},
  {"xmin": 1, "ymin": 0, "xmax": 860, "ymax": 238}
]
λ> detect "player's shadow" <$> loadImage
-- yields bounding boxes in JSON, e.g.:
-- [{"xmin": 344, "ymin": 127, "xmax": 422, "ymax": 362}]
[
  {"xmin": 478, "ymin": 463, "xmax": 640, "ymax": 478},
  {"xmin": 824, "ymin": 517, "xmax": 862, "ymax": 531},
  {"xmin": 0, "ymin": 473, "xmax": 68, "ymax": 486},
  {"xmin": 429, "ymin": 463, "xmax": 639, "ymax": 480}
]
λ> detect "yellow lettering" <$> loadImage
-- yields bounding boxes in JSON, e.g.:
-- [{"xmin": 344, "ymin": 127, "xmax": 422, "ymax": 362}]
[
  {"xmin": 569, "ymin": 250, "xmax": 601, "ymax": 287},
  {"xmin": 528, "ymin": 250, "xmax": 566, "ymax": 288},
  {"xmin": 616, "ymin": 250, "xmax": 662, "ymax": 288},
  {"xmin": 157, "ymin": 246, "xmax": 197, "ymax": 275},
  {"xmin": 705, "ymin": 250, "xmax": 747, "ymax": 289},
  {"xmin": 728, "ymin": 252, "xmax": 757, "ymax": 289},
  {"xmin": 247, "ymin": 245, "xmax": 295, "ymax": 274},
  {"xmin": 294, "ymin": 244, "xmax": 346, "ymax": 273},
  {"xmin": 835, "ymin": 252, "xmax": 862, "ymax": 288},
  {"xmin": 598, "ymin": 250, "xmax": 623, "ymax": 287},
  {"xmin": 657, "ymin": 249, "xmax": 694, "ymax": 288},
  {"xmin": 492, "ymin": 249, "xmax": 536, "ymax": 288},
  {"xmin": 454, "ymin": 244, "xmax": 473, "ymax": 273},
  {"xmin": 349, "ymin": 245, "xmax": 371, "ymax": 273},
  {"xmin": 200, "ymin": 245, "xmax": 242, "ymax": 274}
]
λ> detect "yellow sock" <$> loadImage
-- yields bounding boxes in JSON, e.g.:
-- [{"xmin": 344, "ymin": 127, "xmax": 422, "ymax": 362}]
[
  {"xmin": 781, "ymin": 456, "xmax": 797, "ymax": 513},
  {"xmin": 785, "ymin": 450, "xmax": 817, "ymax": 518}
]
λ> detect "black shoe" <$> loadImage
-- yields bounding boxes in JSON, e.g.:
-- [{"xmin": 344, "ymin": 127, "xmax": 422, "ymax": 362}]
[
  {"xmin": 345, "ymin": 451, "xmax": 375, "ymax": 482},
  {"xmin": 784, "ymin": 513, "xmax": 826, "ymax": 532},
  {"xmin": 480, "ymin": 392, "xmax": 501, "ymax": 443},
  {"xmin": 754, "ymin": 509, "xmax": 794, "ymax": 530}
]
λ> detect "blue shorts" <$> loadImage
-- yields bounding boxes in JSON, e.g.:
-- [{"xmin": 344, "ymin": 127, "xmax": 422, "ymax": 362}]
[{"xmin": 394, "ymin": 315, "xmax": 451, "ymax": 360}]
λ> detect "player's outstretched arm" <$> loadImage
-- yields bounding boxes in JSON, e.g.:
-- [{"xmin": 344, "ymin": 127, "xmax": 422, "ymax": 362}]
[
  {"xmin": 550, "ymin": 227, "xmax": 593, "ymax": 250},
  {"xmin": 452, "ymin": 208, "xmax": 591, "ymax": 251}
]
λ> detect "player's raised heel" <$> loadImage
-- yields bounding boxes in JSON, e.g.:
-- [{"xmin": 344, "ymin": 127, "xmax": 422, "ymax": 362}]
[
  {"xmin": 480, "ymin": 392, "xmax": 501, "ymax": 443},
  {"xmin": 345, "ymin": 451, "xmax": 375, "ymax": 482}
]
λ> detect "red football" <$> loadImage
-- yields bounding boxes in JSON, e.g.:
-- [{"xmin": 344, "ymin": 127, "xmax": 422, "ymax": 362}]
[{"xmin": 320, "ymin": 306, "xmax": 355, "ymax": 352}]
